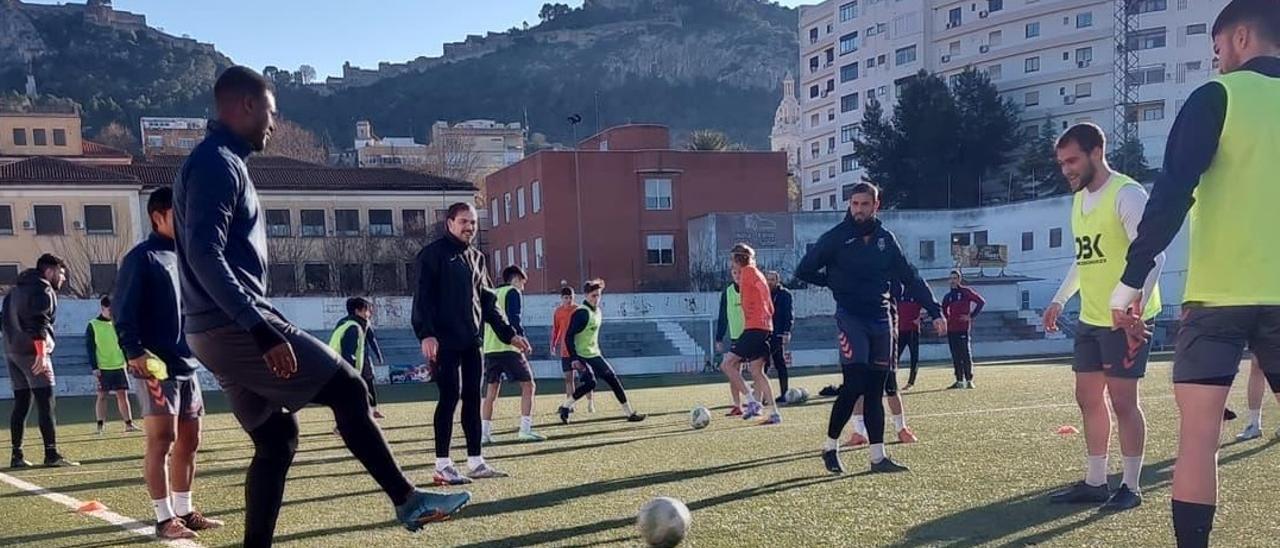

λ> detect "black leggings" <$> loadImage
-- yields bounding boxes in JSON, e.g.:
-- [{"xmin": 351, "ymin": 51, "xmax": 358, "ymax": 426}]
[
  {"xmin": 573, "ymin": 357, "xmax": 628, "ymax": 404},
  {"xmin": 826, "ymin": 365, "xmax": 889, "ymax": 444},
  {"xmin": 361, "ymin": 365, "xmax": 378, "ymax": 408},
  {"xmin": 948, "ymin": 332, "xmax": 974, "ymax": 381},
  {"xmin": 244, "ymin": 366, "xmax": 411, "ymax": 548},
  {"xmin": 769, "ymin": 335, "xmax": 789, "ymax": 394},
  {"xmin": 10, "ymin": 387, "xmax": 56, "ymax": 458},
  {"xmin": 898, "ymin": 330, "xmax": 920, "ymax": 385},
  {"xmin": 433, "ymin": 344, "xmax": 483, "ymax": 459}
]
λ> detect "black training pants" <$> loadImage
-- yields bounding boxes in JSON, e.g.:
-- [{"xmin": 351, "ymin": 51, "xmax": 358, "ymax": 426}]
[
  {"xmin": 768, "ymin": 335, "xmax": 789, "ymax": 395},
  {"xmin": 948, "ymin": 331, "xmax": 974, "ymax": 381},
  {"xmin": 898, "ymin": 330, "xmax": 920, "ymax": 386},
  {"xmin": 433, "ymin": 343, "xmax": 484, "ymax": 459},
  {"xmin": 10, "ymin": 387, "xmax": 57, "ymax": 459},
  {"xmin": 572, "ymin": 356, "xmax": 628, "ymax": 404},
  {"xmin": 826, "ymin": 365, "xmax": 889, "ymax": 444},
  {"xmin": 361, "ymin": 365, "xmax": 378, "ymax": 408}
]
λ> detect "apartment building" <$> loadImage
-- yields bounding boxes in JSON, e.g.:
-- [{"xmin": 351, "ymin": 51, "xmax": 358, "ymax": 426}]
[{"xmin": 793, "ymin": 0, "xmax": 1227, "ymax": 210}]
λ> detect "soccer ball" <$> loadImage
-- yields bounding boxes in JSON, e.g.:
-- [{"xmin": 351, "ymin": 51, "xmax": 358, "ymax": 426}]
[
  {"xmin": 637, "ymin": 497, "xmax": 691, "ymax": 547},
  {"xmin": 784, "ymin": 387, "xmax": 804, "ymax": 404},
  {"xmin": 799, "ymin": 387, "xmax": 810, "ymax": 401},
  {"xmin": 689, "ymin": 406, "xmax": 711, "ymax": 429}
]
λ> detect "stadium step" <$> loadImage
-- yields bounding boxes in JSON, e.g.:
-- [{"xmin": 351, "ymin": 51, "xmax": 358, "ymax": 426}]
[{"xmin": 656, "ymin": 321, "xmax": 702, "ymax": 356}]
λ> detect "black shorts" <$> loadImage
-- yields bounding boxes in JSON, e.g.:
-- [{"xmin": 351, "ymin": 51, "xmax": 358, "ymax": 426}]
[
  {"xmin": 1174, "ymin": 305, "xmax": 1280, "ymax": 384},
  {"xmin": 731, "ymin": 329, "xmax": 772, "ymax": 362},
  {"xmin": 484, "ymin": 351, "xmax": 533, "ymax": 384},
  {"xmin": 1073, "ymin": 323, "xmax": 1151, "ymax": 379},
  {"xmin": 97, "ymin": 369, "xmax": 131, "ymax": 392},
  {"xmin": 561, "ymin": 357, "xmax": 575, "ymax": 373},
  {"xmin": 835, "ymin": 310, "xmax": 894, "ymax": 368}
]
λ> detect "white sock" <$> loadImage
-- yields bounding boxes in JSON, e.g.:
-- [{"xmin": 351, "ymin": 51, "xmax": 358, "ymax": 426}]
[
  {"xmin": 171, "ymin": 491, "xmax": 192, "ymax": 516},
  {"xmin": 467, "ymin": 455, "xmax": 486, "ymax": 470},
  {"xmin": 1085, "ymin": 455, "xmax": 1108, "ymax": 487},
  {"xmin": 892, "ymin": 414, "xmax": 906, "ymax": 432},
  {"xmin": 520, "ymin": 415, "xmax": 533, "ymax": 433},
  {"xmin": 1249, "ymin": 408, "xmax": 1263, "ymax": 428},
  {"xmin": 622, "ymin": 403, "xmax": 634, "ymax": 416},
  {"xmin": 562, "ymin": 398, "xmax": 576, "ymax": 411},
  {"xmin": 853, "ymin": 415, "xmax": 868, "ymax": 437},
  {"xmin": 482, "ymin": 420, "xmax": 493, "ymax": 438},
  {"xmin": 435, "ymin": 457, "xmax": 454, "ymax": 471},
  {"xmin": 823, "ymin": 437, "xmax": 839, "ymax": 451},
  {"xmin": 153, "ymin": 497, "xmax": 175, "ymax": 523},
  {"xmin": 1122, "ymin": 456, "xmax": 1143, "ymax": 491},
  {"xmin": 869, "ymin": 443, "xmax": 886, "ymax": 463}
]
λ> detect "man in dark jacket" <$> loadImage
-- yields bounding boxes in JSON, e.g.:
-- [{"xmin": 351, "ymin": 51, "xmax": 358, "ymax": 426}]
[
  {"xmin": 3, "ymin": 253, "xmax": 76, "ymax": 468},
  {"xmin": 114, "ymin": 187, "xmax": 220, "ymax": 539},
  {"xmin": 797, "ymin": 182, "xmax": 945, "ymax": 475},
  {"xmin": 412, "ymin": 202, "xmax": 530, "ymax": 485},
  {"xmin": 766, "ymin": 271, "xmax": 794, "ymax": 403},
  {"xmin": 176, "ymin": 66, "xmax": 467, "ymax": 546}
]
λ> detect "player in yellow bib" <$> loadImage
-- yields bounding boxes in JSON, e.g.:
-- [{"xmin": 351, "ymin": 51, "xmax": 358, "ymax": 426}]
[
  {"xmin": 1042, "ymin": 123, "xmax": 1163, "ymax": 512},
  {"xmin": 1109, "ymin": 4, "xmax": 1280, "ymax": 546}
]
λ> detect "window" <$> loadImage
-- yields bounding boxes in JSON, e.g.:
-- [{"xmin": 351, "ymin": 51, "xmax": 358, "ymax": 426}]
[
  {"xmin": 988, "ymin": 30, "xmax": 1002, "ymax": 47},
  {"xmin": 83, "ymin": 205, "xmax": 113, "ymax": 234},
  {"xmin": 304, "ymin": 264, "xmax": 331, "ymax": 293},
  {"xmin": 506, "ymin": 245, "xmax": 515, "ymax": 266},
  {"xmin": 810, "ymin": 56, "xmax": 820, "ymax": 73},
  {"xmin": 1076, "ymin": 47, "xmax": 1093, "ymax": 64},
  {"xmin": 1127, "ymin": 27, "xmax": 1167, "ymax": 51},
  {"xmin": 11, "ymin": 128, "xmax": 26, "ymax": 146},
  {"xmin": 1049, "ymin": 228, "xmax": 1063, "ymax": 248},
  {"xmin": 489, "ymin": 198, "xmax": 499, "ymax": 227},
  {"xmin": 841, "ymin": 93, "xmax": 860, "ymax": 112},
  {"xmin": 840, "ymin": 62, "xmax": 859, "ymax": 82},
  {"xmin": 988, "ymin": 0, "xmax": 1003, "ymax": 12},
  {"xmin": 811, "ymin": 142, "xmax": 820, "ymax": 159},
  {"xmin": 1024, "ymin": 91, "xmax": 1040, "ymax": 107},
  {"xmin": 1129, "ymin": 65, "xmax": 1166, "ymax": 85},
  {"xmin": 1127, "ymin": 0, "xmax": 1166, "ymax": 14},
  {"xmin": 1021, "ymin": 290, "xmax": 1031, "ymax": 311},
  {"xmin": 919, "ymin": 240, "xmax": 936, "ymax": 262},
  {"xmin": 33, "ymin": 205, "xmax": 63, "ymax": 235},
  {"xmin": 88, "ymin": 264, "xmax": 117, "ymax": 295},
  {"xmin": 840, "ymin": 1, "xmax": 858, "ymax": 21},
  {"xmin": 809, "ymin": 27, "xmax": 819, "ymax": 44},
  {"xmin": 828, "ymin": 166, "xmax": 837, "ymax": 178},
  {"xmin": 812, "ymin": 198, "xmax": 822, "ymax": 211},
  {"xmin": 269, "ymin": 264, "xmax": 297, "ymax": 295},
  {"xmin": 840, "ymin": 123, "xmax": 859, "ymax": 143},
  {"xmin": 829, "ymin": 194, "xmax": 837, "ymax": 209},
  {"xmin": 895, "ymin": 45, "xmax": 917, "ymax": 66},
  {"xmin": 503, "ymin": 193, "xmax": 512, "ymax": 223},
  {"xmin": 827, "ymin": 136, "xmax": 836, "ymax": 153},
  {"xmin": 841, "ymin": 154, "xmax": 858, "ymax": 173},
  {"xmin": 520, "ymin": 242, "xmax": 529, "ymax": 270},
  {"xmin": 402, "ymin": 209, "xmax": 428, "ymax": 237},
  {"xmin": 986, "ymin": 64, "xmax": 1002, "ymax": 80},
  {"xmin": 878, "ymin": 54, "xmax": 886, "ymax": 66},
  {"xmin": 1140, "ymin": 102, "xmax": 1165, "ymax": 121},
  {"xmin": 826, "ymin": 78, "xmax": 835, "ymax": 93},
  {"xmin": 532, "ymin": 181, "xmax": 542, "ymax": 213},
  {"xmin": 948, "ymin": 7, "xmax": 962, "ymax": 28},
  {"xmin": 1025, "ymin": 22, "xmax": 1040, "ymax": 38},
  {"xmin": 1186, "ymin": 23, "xmax": 1207, "ymax": 35},
  {"xmin": 1075, "ymin": 82, "xmax": 1092, "ymax": 98},
  {"xmin": 0, "ymin": 265, "xmax": 18, "ymax": 286},
  {"xmin": 0, "ymin": 205, "xmax": 11, "ymax": 235},
  {"xmin": 368, "ymin": 209, "xmax": 393, "ymax": 236},
  {"xmin": 826, "ymin": 48, "xmax": 835, "ymax": 65},
  {"xmin": 32, "ymin": 129, "xmax": 46, "ymax": 146},
  {"xmin": 266, "ymin": 209, "xmax": 291, "ymax": 237},
  {"xmin": 52, "ymin": 129, "xmax": 66, "ymax": 147},
  {"xmin": 828, "ymin": 108, "xmax": 835, "ymax": 121},
  {"xmin": 1076, "ymin": 12, "xmax": 1092, "ymax": 28},
  {"xmin": 812, "ymin": 170, "xmax": 822, "ymax": 183},
  {"xmin": 1025, "ymin": 56, "xmax": 1041, "ymax": 73},
  {"xmin": 949, "ymin": 41, "xmax": 960, "ymax": 56},
  {"xmin": 493, "ymin": 250, "xmax": 502, "ymax": 276},
  {"xmin": 866, "ymin": 56, "xmax": 875, "ymax": 68},
  {"xmin": 517, "ymin": 187, "xmax": 527, "ymax": 218},
  {"xmin": 334, "ymin": 209, "xmax": 360, "ymax": 236},
  {"xmin": 145, "ymin": 135, "xmax": 164, "ymax": 149},
  {"xmin": 1021, "ymin": 231, "xmax": 1034, "ymax": 251},
  {"xmin": 974, "ymin": 231, "xmax": 989, "ymax": 246},
  {"xmin": 535, "ymin": 237, "xmax": 544, "ymax": 269},
  {"xmin": 178, "ymin": 138, "xmax": 196, "ymax": 148},
  {"xmin": 951, "ymin": 232, "xmax": 972, "ymax": 247},
  {"xmin": 339, "ymin": 264, "xmax": 364, "ymax": 293},
  {"xmin": 300, "ymin": 209, "xmax": 326, "ymax": 237},
  {"xmin": 809, "ymin": 85, "xmax": 820, "ymax": 99},
  {"xmin": 839, "ymin": 32, "xmax": 859, "ymax": 55},
  {"xmin": 645, "ymin": 178, "xmax": 673, "ymax": 210},
  {"xmin": 810, "ymin": 113, "xmax": 820, "ymax": 128}
]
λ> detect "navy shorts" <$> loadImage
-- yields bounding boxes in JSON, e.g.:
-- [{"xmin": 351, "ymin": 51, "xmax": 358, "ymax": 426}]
[
  {"xmin": 835, "ymin": 310, "xmax": 894, "ymax": 369},
  {"xmin": 484, "ymin": 351, "xmax": 533, "ymax": 384},
  {"xmin": 561, "ymin": 357, "xmax": 575, "ymax": 373},
  {"xmin": 97, "ymin": 369, "xmax": 130, "ymax": 392},
  {"xmin": 1174, "ymin": 305, "xmax": 1280, "ymax": 384},
  {"xmin": 1073, "ymin": 323, "xmax": 1151, "ymax": 379}
]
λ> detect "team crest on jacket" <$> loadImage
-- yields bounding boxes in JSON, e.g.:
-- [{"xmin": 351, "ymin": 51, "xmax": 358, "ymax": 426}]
[{"xmin": 877, "ymin": 238, "xmax": 886, "ymax": 251}]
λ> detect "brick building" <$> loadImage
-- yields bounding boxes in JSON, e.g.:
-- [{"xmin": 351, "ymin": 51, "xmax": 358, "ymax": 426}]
[{"xmin": 484, "ymin": 124, "xmax": 788, "ymax": 293}]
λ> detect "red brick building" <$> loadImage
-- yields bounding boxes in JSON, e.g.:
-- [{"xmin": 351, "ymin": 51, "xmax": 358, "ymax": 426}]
[{"xmin": 484, "ymin": 124, "xmax": 788, "ymax": 293}]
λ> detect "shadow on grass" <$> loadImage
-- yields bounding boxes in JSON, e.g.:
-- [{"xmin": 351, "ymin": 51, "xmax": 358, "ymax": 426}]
[
  {"xmin": 889, "ymin": 438, "xmax": 1280, "ymax": 548},
  {"xmin": 0, "ymin": 522, "xmax": 154, "ymax": 546}
]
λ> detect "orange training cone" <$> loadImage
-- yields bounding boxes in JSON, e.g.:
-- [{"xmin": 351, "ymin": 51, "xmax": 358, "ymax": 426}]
[
  {"xmin": 77, "ymin": 500, "xmax": 106, "ymax": 513},
  {"xmin": 1057, "ymin": 425, "xmax": 1080, "ymax": 435}
]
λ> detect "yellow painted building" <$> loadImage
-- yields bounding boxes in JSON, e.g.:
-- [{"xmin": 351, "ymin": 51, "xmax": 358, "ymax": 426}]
[{"xmin": 0, "ymin": 111, "xmax": 85, "ymax": 159}]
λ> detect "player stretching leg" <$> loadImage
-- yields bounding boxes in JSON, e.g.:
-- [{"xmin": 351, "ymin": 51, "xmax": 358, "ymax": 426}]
[
  {"xmin": 481, "ymin": 266, "xmax": 546, "ymax": 444},
  {"xmin": 798, "ymin": 183, "xmax": 944, "ymax": 475},
  {"xmin": 552, "ymin": 287, "xmax": 594, "ymax": 413},
  {"xmin": 558, "ymin": 280, "xmax": 646, "ymax": 424}
]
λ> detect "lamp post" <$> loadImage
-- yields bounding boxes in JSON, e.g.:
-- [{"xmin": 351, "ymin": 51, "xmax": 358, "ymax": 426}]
[{"xmin": 568, "ymin": 113, "xmax": 585, "ymax": 286}]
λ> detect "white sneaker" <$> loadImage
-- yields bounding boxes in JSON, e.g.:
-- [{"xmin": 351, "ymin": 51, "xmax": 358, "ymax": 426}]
[
  {"xmin": 432, "ymin": 465, "xmax": 474, "ymax": 486},
  {"xmin": 466, "ymin": 463, "xmax": 509, "ymax": 479},
  {"xmin": 481, "ymin": 434, "xmax": 494, "ymax": 445},
  {"xmin": 1238, "ymin": 423, "xmax": 1263, "ymax": 441}
]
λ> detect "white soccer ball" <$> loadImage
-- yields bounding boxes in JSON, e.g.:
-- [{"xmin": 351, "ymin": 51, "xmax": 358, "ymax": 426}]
[
  {"xmin": 798, "ymin": 387, "xmax": 810, "ymax": 402},
  {"xmin": 784, "ymin": 387, "xmax": 805, "ymax": 404},
  {"xmin": 637, "ymin": 497, "xmax": 691, "ymax": 548},
  {"xmin": 689, "ymin": 406, "xmax": 711, "ymax": 430}
]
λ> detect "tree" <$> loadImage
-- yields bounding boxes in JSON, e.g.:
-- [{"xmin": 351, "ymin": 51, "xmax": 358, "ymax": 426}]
[
  {"xmin": 92, "ymin": 121, "xmax": 139, "ymax": 155},
  {"xmin": 1015, "ymin": 118, "xmax": 1068, "ymax": 199},
  {"xmin": 264, "ymin": 118, "xmax": 328, "ymax": 164},
  {"xmin": 52, "ymin": 234, "xmax": 131, "ymax": 299},
  {"xmin": 297, "ymin": 65, "xmax": 317, "ymax": 85},
  {"xmin": 950, "ymin": 68, "xmax": 1021, "ymax": 207},
  {"xmin": 539, "ymin": 2, "xmax": 572, "ymax": 22},
  {"xmin": 1108, "ymin": 133, "xmax": 1154, "ymax": 182},
  {"xmin": 851, "ymin": 98, "xmax": 908, "ymax": 205},
  {"xmin": 421, "ymin": 134, "xmax": 483, "ymax": 185},
  {"xmin": 686, "ymin": 129, "xmax": 736, "ymax": 151}
]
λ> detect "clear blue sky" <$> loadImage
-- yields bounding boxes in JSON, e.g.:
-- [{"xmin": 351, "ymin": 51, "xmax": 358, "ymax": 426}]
[{"xmin": 28, "ymin": 0, "xmax": 807, "ymax": 79}]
